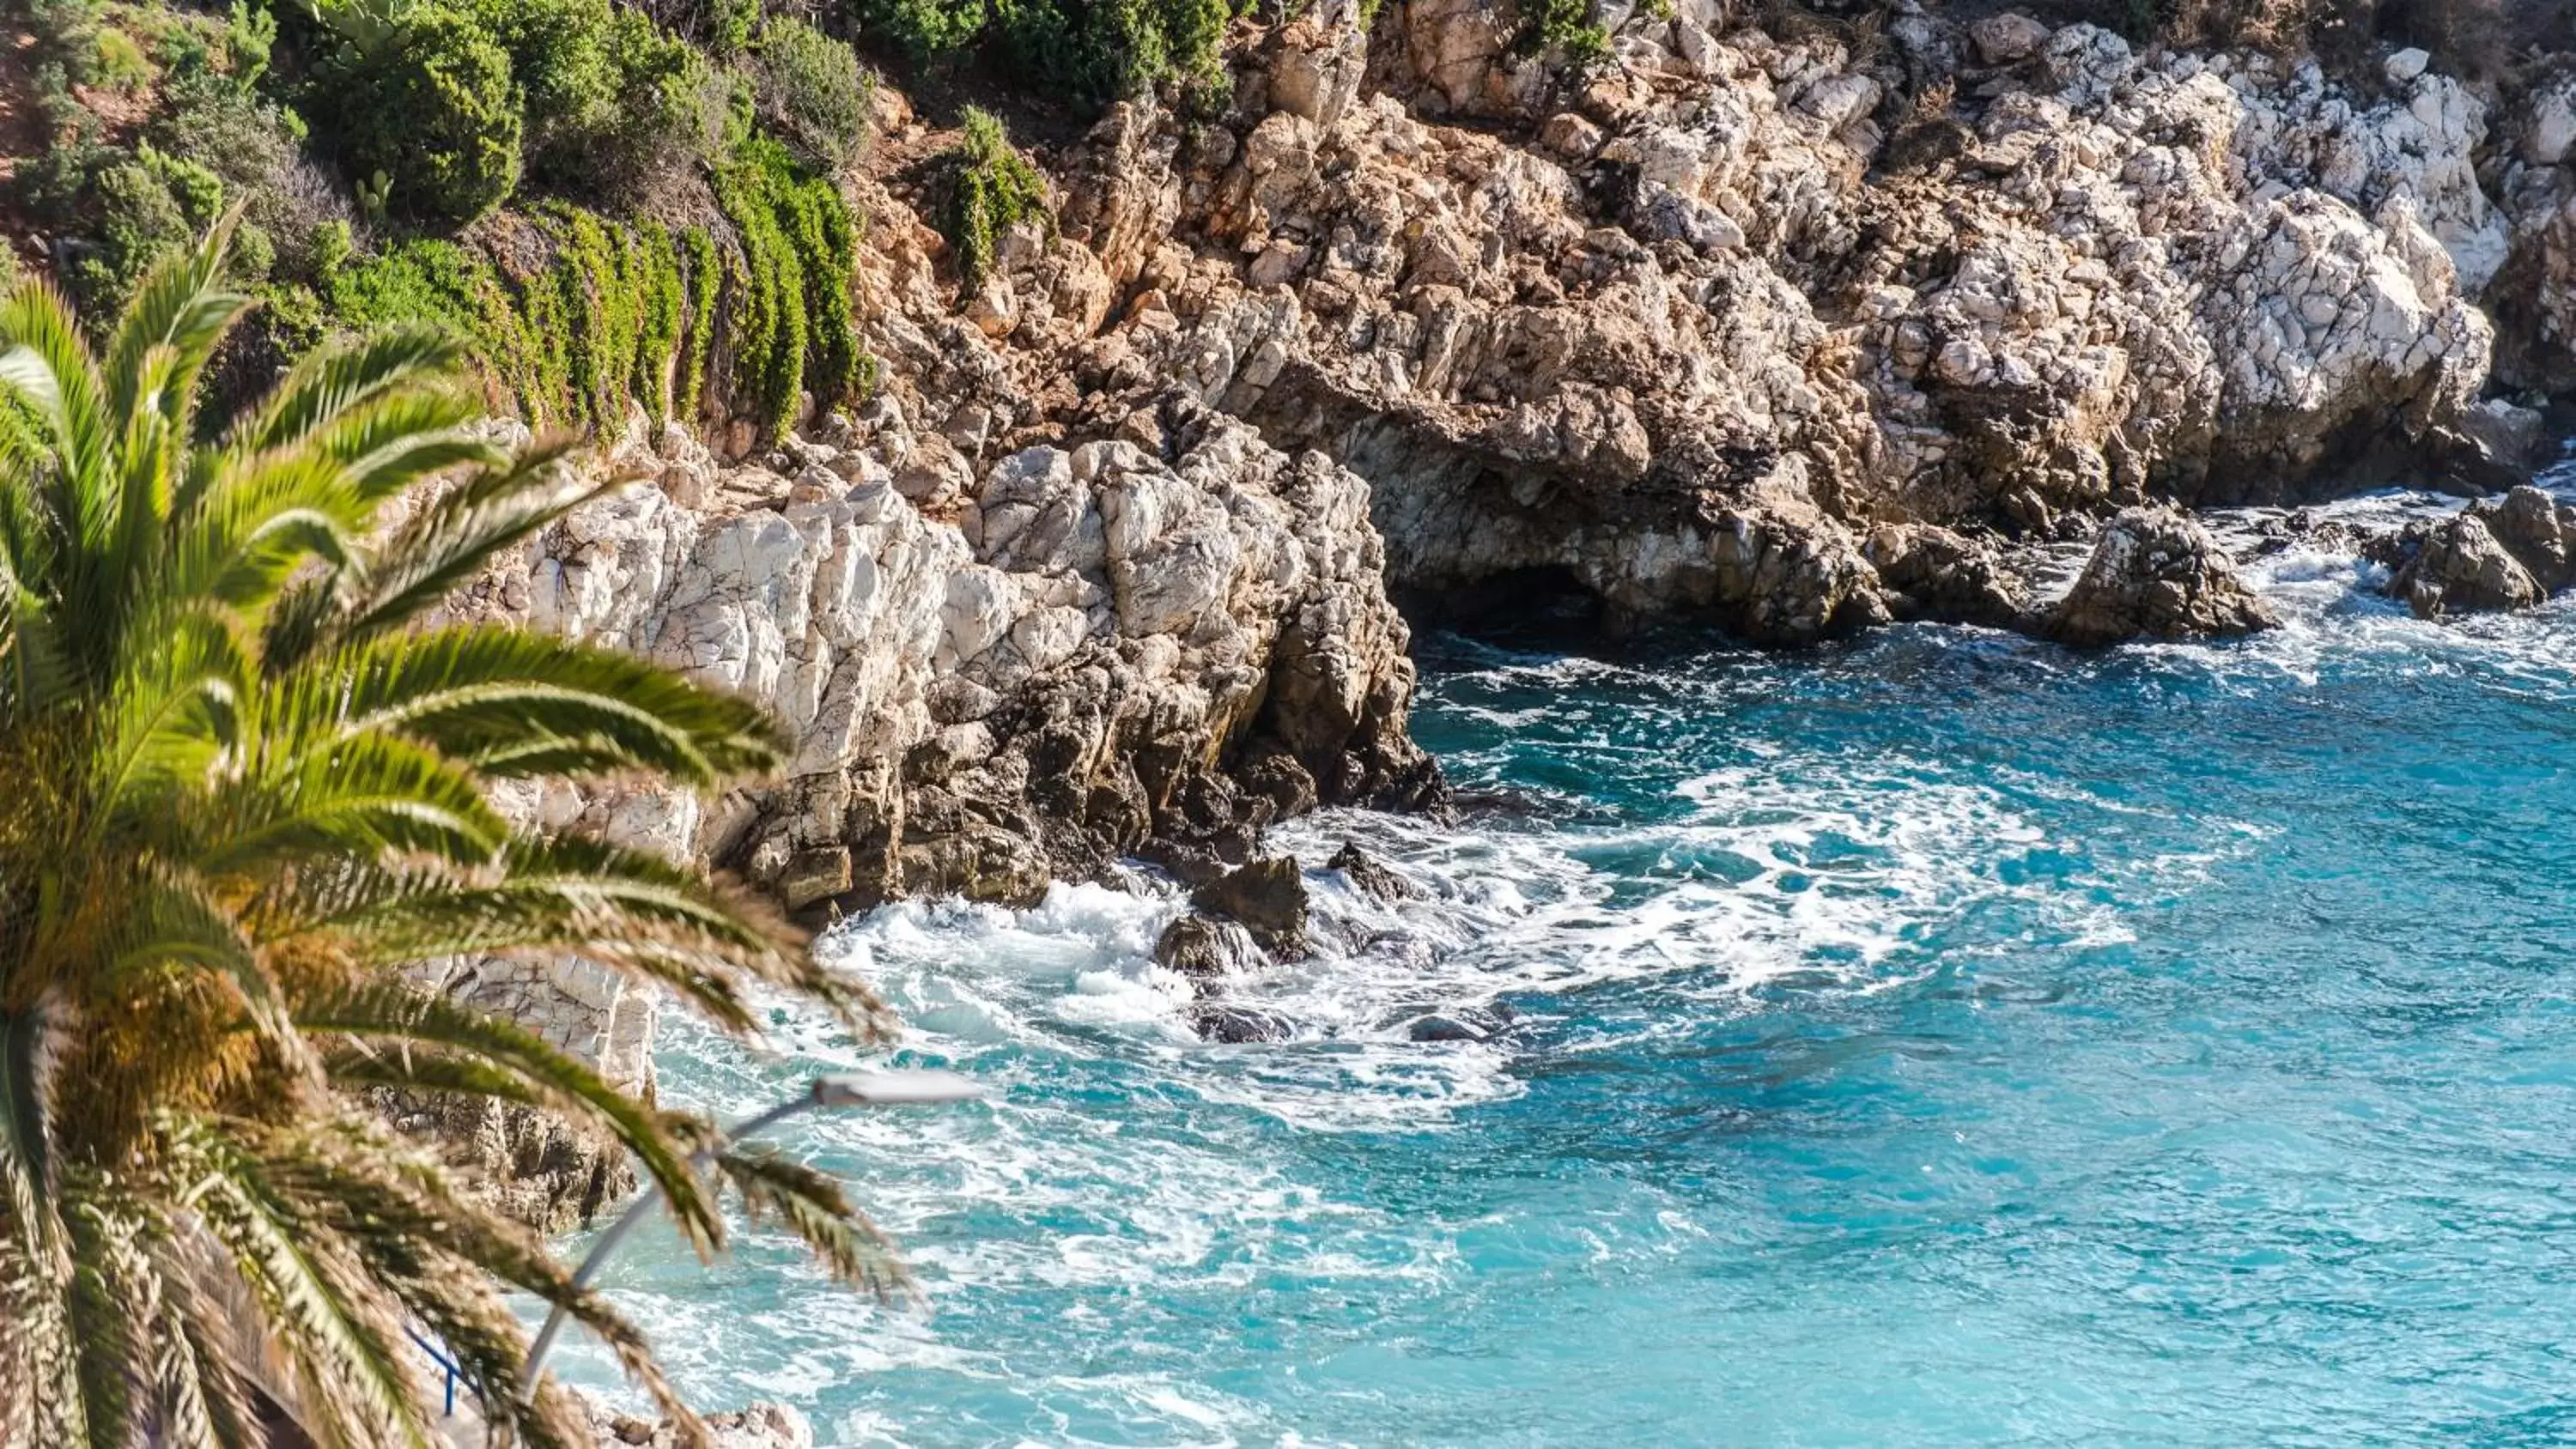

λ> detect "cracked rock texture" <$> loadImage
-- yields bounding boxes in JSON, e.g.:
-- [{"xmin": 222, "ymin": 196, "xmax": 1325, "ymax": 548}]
[
  {"xmin": 984, "ymin": 1, "xmax": 2519, "ymax": 642},
  {"xmin": 426, "ymin": 3, "xmax": 2576, "ymax": 1212},
  {"xmin": 2044, "ymin": 506, "xmax": 2280, "ymax": 644}
]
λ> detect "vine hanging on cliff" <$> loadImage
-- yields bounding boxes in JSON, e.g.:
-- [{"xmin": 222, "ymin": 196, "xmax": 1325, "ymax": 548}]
[{"xmin": 323, "ymin": 142, "xmax": 867, "ymax": 440}]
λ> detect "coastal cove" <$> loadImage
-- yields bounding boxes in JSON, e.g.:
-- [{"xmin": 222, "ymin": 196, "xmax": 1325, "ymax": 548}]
[{"xmin": 539, "ymin": 484, "xmax": 2576, "ymax": 1447}]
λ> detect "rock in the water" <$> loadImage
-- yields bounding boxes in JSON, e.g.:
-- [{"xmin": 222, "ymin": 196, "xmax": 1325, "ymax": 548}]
[
  {"xmin": 1154, "ymin": 912, "xmax": 1261, "ymax": 980},
  {"xmin": 2044, "ymin": 508, "xmax": 2280, "ymax": 646},
  {"xmin": 1189, "ymin": 856, "xmax": 1311, "ymax": 957},
  {"xmin": 1327, "ymin": 841, "xmax": 1416, "ymax": 902},
  {"xmin": 2487, "ymin": 486, "xmax": 2576, "ymax": 591},
  {"xmin": 2390, "ymin": 512, "xmax": 2545, "ymax": 616},
  {"xmin": 1406, "ymin": 1003, "xmax": 1517, "ymax": 1042},
  {"xmin": 1864, "ymin": 524, "xmax": 2030, "ymax": 629},
  {"xmin": 2385, "ymin": 487, "xmax": 2576, "ymax": 617},
  {"xmin": 1193, "ymin": 1004, "xmax": 1296, "ymax": 1043},
  {"xmin": 586, "ymin": 1399, "xmax": 814, "ymax": 1448}
]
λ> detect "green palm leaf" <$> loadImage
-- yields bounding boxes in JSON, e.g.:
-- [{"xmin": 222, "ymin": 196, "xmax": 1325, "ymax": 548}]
[{"xmin": 0, "ymin": 220, "xmax": 902, "ymax": 1446}]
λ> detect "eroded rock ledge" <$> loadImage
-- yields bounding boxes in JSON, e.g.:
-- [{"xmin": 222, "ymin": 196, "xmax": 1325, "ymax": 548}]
[
  {"xmin": 418, "ymin": 4, "xmax": 2576, "ymax": 1223},
  {"xmin": 939, "ymin": 2, "xmax": 2559, "ymax": 644}
]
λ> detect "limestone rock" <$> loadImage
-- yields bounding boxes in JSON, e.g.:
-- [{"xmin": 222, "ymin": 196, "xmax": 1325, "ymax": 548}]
[
  {"xmin": 586, "ymin": 1399, "xmax": 814, "ymax": 1449},
  {"xmin": 2385, "ymin": 487, "xmax": 2576, "ymax": 616},
  {"xmin": 1046, "ymin": 10, "xmax": 2503, "ymax": 643},
  {"xmin": 2389, "ymin": 512, "xmax": 2548, "ymax": 616},
  {"xmin": 1969, "ymin": 14, "xmax": 2051, "ymax": 66},
  {"xmin": 1189, "ymin": 856, "xmax": 1311, "ymax": 958},
  {"xmin": 2044, "ymin": 508, "xmax": 2280, "ymax": 645},
  {"xmin": 1864, "ymin": 524, "xmax": 2030, "ymax": 628}
]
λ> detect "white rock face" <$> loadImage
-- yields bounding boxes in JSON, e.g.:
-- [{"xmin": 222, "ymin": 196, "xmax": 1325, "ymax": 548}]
[
  {"xmin": 427, "ymin": 399, "xmax": 1434, "ymax": 1154},
  {"xmin": 1042, "ymin": 14, "xmax": 2507, "ymax": 640}
]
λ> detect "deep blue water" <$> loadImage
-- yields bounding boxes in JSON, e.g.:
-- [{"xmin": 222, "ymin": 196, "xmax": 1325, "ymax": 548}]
[{"xmin": 552, "ymin": 500, "xmax": 2576, "ymax": 1446}]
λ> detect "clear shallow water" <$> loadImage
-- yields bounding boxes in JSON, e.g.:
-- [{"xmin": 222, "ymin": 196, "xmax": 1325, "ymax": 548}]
[{"xmin": 551, "ymin": 493, "xmax": 2576, "ymax": 1446}]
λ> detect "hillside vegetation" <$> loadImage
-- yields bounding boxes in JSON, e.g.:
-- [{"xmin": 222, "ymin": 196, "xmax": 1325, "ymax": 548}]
[{"xmin": 0, "ymin": 0, "xmax": 1218, "ymax": 440}]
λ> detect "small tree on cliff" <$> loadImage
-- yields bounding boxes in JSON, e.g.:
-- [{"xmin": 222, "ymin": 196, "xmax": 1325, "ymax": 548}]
[{"xmin": 0, "ymin": 224, "xmax": 897, "ymax": 1447}]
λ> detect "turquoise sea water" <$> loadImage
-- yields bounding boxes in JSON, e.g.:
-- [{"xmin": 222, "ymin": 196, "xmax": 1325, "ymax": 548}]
[{"xmin": 553, "ymin": 494, "xmax": 2576, "ymax": 1446}]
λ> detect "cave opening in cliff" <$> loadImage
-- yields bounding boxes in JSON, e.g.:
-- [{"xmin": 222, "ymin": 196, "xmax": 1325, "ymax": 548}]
[{"xmin": 1395, "ymin": 566, "xmax": 1606, "ymax": 646}]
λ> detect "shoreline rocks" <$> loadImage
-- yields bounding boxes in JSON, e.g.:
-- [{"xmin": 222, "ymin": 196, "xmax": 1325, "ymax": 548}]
[
  {"xmin": 2384, "ymin": 484, "xmax": 2576, "ymax": 617},
  {"xmin": 416, "ymin": 3, "xmax": 2576, "ymax": 1227},
  {"xmin": 2045, "ymin": 507, "xmax": 2281, "ymax": 645}
]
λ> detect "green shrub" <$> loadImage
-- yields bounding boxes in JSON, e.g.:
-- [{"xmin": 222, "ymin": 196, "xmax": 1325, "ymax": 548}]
[
  {"xmin": 64, "ymin": 146, "xmax": 228, "ymax": 319},
  {"xmin": 92, "ymin": 24, "xmax": 154, "ymax": 88},
  {"xmin": 323, "ymin": 158, "xmax": 860, "ymax": 441},
  {"xmin": 338, "ymin": 3, "xmax": 524, "ymax": 222},
  {"xmin": 940, "ymin": 106, "xmax": 1046, "ymax": 293},
  {"xmin": 858, "ymin": 0, "xmax": 989, "ymax": 62},
  {"xmin": 152, "ymin": 66, "xmax": 355, "ymax": 285},
  {"xmin": 448, "ymin": 0, "xmax": 726, "ymax": 194},
  {"xmin": 705, "ymin": 0, "xmax": 760, "ymax": 53},
  {"xmin": 715, "ymin": 138, "xmax": 863, "ymax": 440},
  {"xmin": 858, "ymin": 0, "xmax": 1230, "ymax": 112},
  {"xmin": 753, "ymin": 18, "xmax": 872, "ymax": 172},
  {"xmin": 1515, "ymin": 0, "xmax": 1608, "ymax": 64}
]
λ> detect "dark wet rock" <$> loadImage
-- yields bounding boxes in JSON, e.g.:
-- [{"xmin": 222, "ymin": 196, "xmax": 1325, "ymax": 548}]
[
  {"xmin": 1327, "ymin": 842, "xmax": 1416, "ymax": 903},
  {"xmin": 1189, "ymin": 856, "xmax": 1311, "ymax": 958},
  {"xmin": 1154, "ymin": 912, "xmax": 1261, "ymax": 982},
  {"xmin": 1193, "ymin": 1004, "xmax": 1295, "ymax": 1043},
  {"xmin": 2390, "ymin": 512, "xmax": 2545, "ymax": 615},
  {"xmin": 1863, "ymin": 523, "xmax": 2031, "ymax": 629},
  {"xmin": 2384, "ymin": 486, "xmax": 2576, "ymax": 617},
  {"xmin": 1406, "ymin": 1002, "xmax": 1518, "ymax": 1042},
  {"xmin": 2488, "ymin": 486, "xmax": 2576, "ymax": 591},
  {"xmin": 2459, "ymin": 400, "xmax": 2550, "ymax": 483},
  {"xmin": 2044, "ymin": 507, "xmax": 2280, "ymax": 646},
  {"xmin": 1139, "ymin": 838, "xmax": 1244, "ymax": 889}
]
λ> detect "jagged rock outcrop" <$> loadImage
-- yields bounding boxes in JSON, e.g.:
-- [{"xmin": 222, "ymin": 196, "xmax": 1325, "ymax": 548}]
[
  {"xmin": 422, "ymin": 355, "xmax": 1440, "ymax": 1218},
  {"xmin": 2488, "ymin": 67, "xmax": 2576, "ymax": 394},
  {"xmin": 2045, "ymin": 506, "xmax": 2280, "ymax": 644},
  {"xmin": 947, "ymin": 3, "xmax": 2511, "ymax": 640},
  {"xmin": 444, "ymin": 397, "xmax": 1438, "ymax": 924},
  {"xmin": 2384, "ymin": 485, "xmax": 2576, "ymax": 616},
  {"xmin": 589, "ymin": 1399, "xmax": 813, "ymax": 1448},
  {"xmin": 416, "ymin": 2, "xmax": 2576, "ymax": 1217}
]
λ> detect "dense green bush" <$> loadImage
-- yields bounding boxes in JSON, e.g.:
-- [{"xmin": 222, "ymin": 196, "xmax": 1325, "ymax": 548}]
[
  {"xmin": 1515, "ymin": 0, "xmax": 1608, "ymax": 63},
  {"xmin": 753, "ymin": 17, "xmax": 873, "ymax": 172},
  {"xmin": 325, "ymin": 143, "xmax": 861, "ymax": 442},
  {"xmin": 64, "ymin": 145, "xmax": 228, "ymax": 316},
  {"xmin": 11, "ymin": 0, "xmax": 873, "ymax": 439},
  {"xmin": 716, "ymin": 138, "xmax": 865, "ymax": 438},
  {"xmin": 466, "ymin": 0, "xmax": 726, "ymax": 188},
  {"xmin": 856, "ymin": 0, "xmax": 1231, "ymax": 112},
  {"xmin": 941, "ymin": 105, "xmax": 1048, "ymax": 292},
  {"xmin": 337, "ymin": 3, "xmax": 525, "ymax": 221}
]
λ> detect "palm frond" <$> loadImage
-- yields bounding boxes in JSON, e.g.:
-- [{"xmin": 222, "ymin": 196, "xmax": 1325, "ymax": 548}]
[
  {"xmin": 295, "ymin": 985, "xmax": 726, "ymax": 1261},
  {"xmin": 175, "ymin": 1120, "xmax": 434, "ymax": 1449},
  {"xmin": 226, "ymin": 326, "xmax": 463, "ymax": 464},
  {"xmin": 715, "ymin": 1145, "xmax": 910, "ymax": 1301},
  {"xmin": 325, "ymin": 439, "xmax": 600, "ymax": 647},
  {"xmin": 302, "ymin": 625, "xmax": 786, "ymax": 786}
]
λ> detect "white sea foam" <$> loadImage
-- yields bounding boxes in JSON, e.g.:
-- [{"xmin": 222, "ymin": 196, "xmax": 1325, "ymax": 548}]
[{"xmin": 556, "ymin": 477, "xmax": 2576, "ymax": 1443}]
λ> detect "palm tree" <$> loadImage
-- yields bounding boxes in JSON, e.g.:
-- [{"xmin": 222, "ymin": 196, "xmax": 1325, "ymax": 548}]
[{"xmin": 0, "ymin": 223, "xmax": 897, "ymax": 1448}]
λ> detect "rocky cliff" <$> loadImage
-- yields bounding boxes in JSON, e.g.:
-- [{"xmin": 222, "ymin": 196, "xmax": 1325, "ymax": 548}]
[
  {"xmin": 922, "ymin": 0, "xmax": 2567, "ymax": 643},
  {"xmin": 422, "ymin": 1, "xmax": 2576, "ymax": 1221}
]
